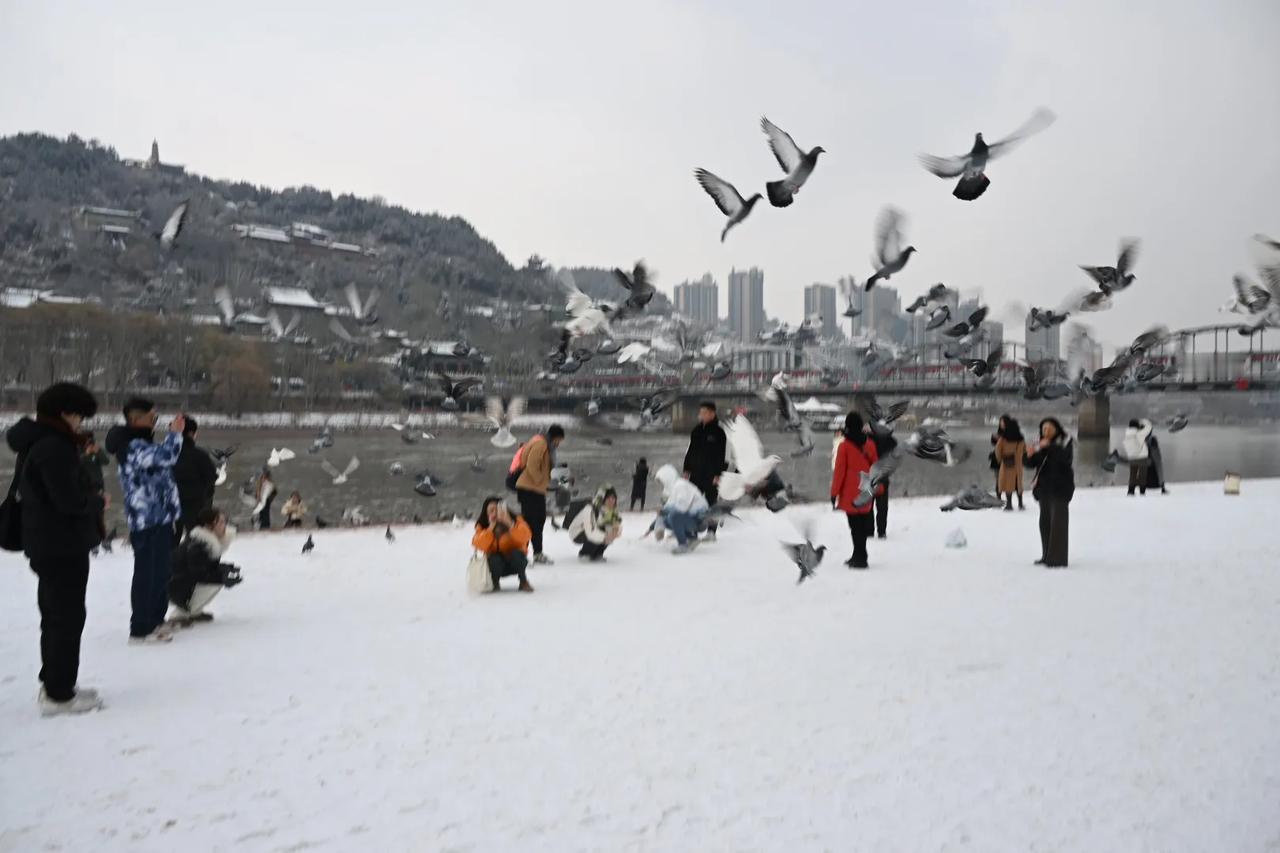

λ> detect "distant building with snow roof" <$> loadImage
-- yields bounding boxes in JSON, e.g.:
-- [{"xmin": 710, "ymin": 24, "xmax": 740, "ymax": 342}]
[{"xmin": 264, "ymin": 286, "xmax": 330, "ymax": 312}]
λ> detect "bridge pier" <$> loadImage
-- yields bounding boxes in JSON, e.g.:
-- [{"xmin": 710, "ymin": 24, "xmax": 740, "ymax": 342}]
[{"xmin": 1076, "ymin": 393, "xmax": 1111, "ymax": 439}]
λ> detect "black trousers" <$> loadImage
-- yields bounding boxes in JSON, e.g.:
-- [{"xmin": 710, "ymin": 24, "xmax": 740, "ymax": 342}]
[
  {"xmin": 870, "ymin": 483, "xmax": 890, "ymax": 538},
  {"xmin": 32, "ymin": 553, "xmax": 91, "ymax": 702},
  {"xmin": 487, "ymin": 551, "xmax": 528, "ymax": 589},
  {"xmin": 629, "ymin": 487, "xmax": 646, "ymax": 511},
  {"xmin": 283, "ymin": 518, "xmax": 302, "ymax": 529},
  {"xmin": 691, "ymin": 476, "xmax": 718, "ymax": 506},
  {"xmin": 1127, "ymin": 463, "xmax": 1149, "ymax": 495},
  {"xmin": 515, "ymin": 489, "xmax": 547, "ymax": 555},
  {"xmin": 1038, "ymin": 500, "xmax": 1070, "ymax": 567},
  {"xmin": 845, "ymin": 512, "xmax": 872, "ymax": 565},
  {"xmin": 573, "ymin": 533, "xmax": 608, "ymax": 559},
  {"xmin": 258, "ymin": 494, "xmax": 274, "ymax": 530}
]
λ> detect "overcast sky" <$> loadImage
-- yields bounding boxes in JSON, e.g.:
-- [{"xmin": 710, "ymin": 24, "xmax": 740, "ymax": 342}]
[{"xmin": 2, "ymin": 0, "xmax": 1278, "ymax": 345}]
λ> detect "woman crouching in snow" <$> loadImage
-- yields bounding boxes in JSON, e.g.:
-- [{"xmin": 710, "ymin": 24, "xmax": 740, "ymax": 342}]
[
  {"xmin": 567, "ymin": 485, "xmax": 622, "ymax": 562},
  {"xmin": 168, "ymin": 508, "xmax": 243, "ymax": 626},
  {"xmin": 473, "ymin": 496, "xmax": 534, "ymax": 593}
]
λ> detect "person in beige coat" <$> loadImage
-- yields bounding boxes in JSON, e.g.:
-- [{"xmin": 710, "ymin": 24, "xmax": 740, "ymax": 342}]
[{"xmin": 992, "ymin": 414, "xmax": 1026, "ymax": 511}]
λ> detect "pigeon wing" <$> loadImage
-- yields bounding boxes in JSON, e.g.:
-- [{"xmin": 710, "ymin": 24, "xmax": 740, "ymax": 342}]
[
  {"xmin": 329, "ymin": 317, "xmax": 355, "ymax": 343},
  {"xmin": 760, "ymin": 117, "xmax": 805, "ymax": 174},
  {"xmin": 267, "ymin": 309, "xmax": 285, "ymax": 338},
  {"xmin": 507, "ymin": 396, "xmax": 527, "ymax": 422},
  {"xmin": 342, "ymin": 457, "xmax": 361, "ymax": 478},
  {"xmin": 873, "ymin": 207, "xmax": 904, "ymax": 267},
  {"xmin": 1116, "ymin": 239, "xmax": 1140, "ymax": 276},
  {"xmin": 160, "ymin": 200, "xmax": 188, "ymax": 246},
  {"xmin": 484, "ymin": 396, "xmax": 505, "ymax": 425},
  {"xmin": 278, "ymin": 449, "xmax": 295, "ymax": 462},
  {"xmin": 344, "ymin": 283, "xmax": 365, "ymax": 318},
  {"xmin": 363, "ymin": 286, "xmax": 381, "ymax": 317},
  {"xmin": 321, "ymin": 459, "xmax": 340, "ymax": 478},
  {"xmin": 917, "ymin": 152, "xmax": 970, "ymax": 178},
  {"xmin": 214, "ymin": 286, "xmax": 235, "ymax": 325},
  {"xmin": 726, "ymin": 415, "xmax": 767, "ymax": 474},
  {"xmin": 694, "ymin": 168, "xmax": 747, "ymax": 216},
  {"xmin": 986, "ymin": 107, "xmax": 1057, "ymax": 160}
]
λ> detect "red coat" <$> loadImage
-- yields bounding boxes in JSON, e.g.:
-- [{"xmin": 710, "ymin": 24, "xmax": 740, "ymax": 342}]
[{"xmin": 830, "ymin": 436, "xmax": 880, "ymax": 514}]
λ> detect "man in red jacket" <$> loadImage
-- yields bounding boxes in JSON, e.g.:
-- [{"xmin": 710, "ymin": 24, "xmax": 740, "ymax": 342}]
[{"xmin": 830, "ymin": 412, "xmax": 880, "ymax": 569}]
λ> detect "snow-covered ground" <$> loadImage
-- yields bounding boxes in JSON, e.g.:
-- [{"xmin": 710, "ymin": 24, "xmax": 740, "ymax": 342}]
[{"xmin": 2, "ymin": 481, "xmax": 1278, "ymax": 852}]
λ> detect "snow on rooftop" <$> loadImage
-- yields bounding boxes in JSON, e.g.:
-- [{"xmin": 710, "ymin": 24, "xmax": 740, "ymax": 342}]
[
  {"xmin": 79, "ymin": 206, "xmax": 139, "ymax": 219},
  {"xmin": 265, "ymin": 286, "xmax": 326, "ymax": 310},
  {"xmin": 1, "ymin": 480, "xmax": 1277, "ymax": 849},
  {"xmin": 0, "ymin": 288, "xmax": 52, "ymax": 308},
  {"xmin": 232, "ymin": 224, "xmax": 291, "ymax": 244},
  {"xmin": 98, "ymin": 224, "xmax": 132, "ymax": 235}
]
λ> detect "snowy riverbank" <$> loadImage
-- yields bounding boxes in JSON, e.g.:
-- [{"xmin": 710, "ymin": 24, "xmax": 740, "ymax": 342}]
[
  {"xmin": 0, "ymin": 410, "xmax": 578, "ymax": 433},
  {"xmin": 2, "ymin": 480, "xmax": 1278, "ymax": 851}
]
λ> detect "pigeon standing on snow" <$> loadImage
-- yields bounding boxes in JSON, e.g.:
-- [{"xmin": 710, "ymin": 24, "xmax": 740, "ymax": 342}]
[
  {"xmin": 694, "ymin": 168, "xmax": 762, "ymax": 242},
  {"xmin": 918, "ymin": 107, "xmax": 1056, "ymax": 201},
  {"xmin": 1167, "ymin": 414, "xmax": 1189, "ymax": 433},
  {"xmin": 760, "ymin": 117, "xmax": 825, "ymax": 208},
  {"xmin": 385, "ymin": 526, "xmax": 396, "ymax": 544},
  {"xmin": 865, "ymin": 207, "xmax": 917, "ymax": 291},
  {"xmin": 301, "ymin": 535, "xmax": 314, "ymax": 555}
]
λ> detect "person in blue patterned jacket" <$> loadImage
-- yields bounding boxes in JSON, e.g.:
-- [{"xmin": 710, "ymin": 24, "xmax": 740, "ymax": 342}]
[{"xmin": 104, "ymin": 399, "xmax": 185, "ymax": 643}]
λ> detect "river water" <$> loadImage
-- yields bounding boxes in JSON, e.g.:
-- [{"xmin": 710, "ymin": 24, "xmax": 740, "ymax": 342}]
[{"xmin": 2, "ymin": 420, "xmax": 1277, "ymax": 531}]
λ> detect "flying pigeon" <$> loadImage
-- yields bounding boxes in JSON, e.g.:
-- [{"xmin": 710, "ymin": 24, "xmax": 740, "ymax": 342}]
[
  {"xmin": 1167, "ymin": 413, "xmax": 1189, "ymax": 433},
  {"xmin": 837, "ymin": 278, "xmax": 864, "ymax": 320},
  {"xmin": 772, "ymin": 384, "xmax": 815, "ymax": 457},
  {"xmin": 557, "ymin": 270, "xmax": 614, "ymax": 339},
  {"xmin": 157, "ymin": 200, "xmax": 189, "ymax": 249},
  {"xmin": 267, "ymin": 309, "xmax": 301, "ymax": 340},
  {"xmin": 385, "ymin": 525, "xmax": 396, "ymax": 544},
  {"xmin": 596, "ymin": 339, "xmax": 623, "ymax": 356},
  {"xmin": 344, "ymin": 283, "xmax": 381, "ymax": 325},
  {"xmin": 718, "ymin": 414, "xmax": 783, "ymax": 501},
  {"xmin": 942, "ymin": 306, "xmax": 989, "ymax": 338},
  {"xmin": 435, "ymin": 369, "xmax": 482, "ymax": 411},
  {"xmin": 321, "ymin": 456, "xmax": 360, "ymax": 485},
  {"xmin": 940, "ymin": 486, "xmax": 1005, "ymax": 512},
  {"xmin": 1028, "ymin": 306, "xmax": 1070, "ymax": 332},
  {"xmin": 963, "ymin": 344, "xmax": 1003, "ymax": 378},
  {"xmin": 636, "ymin": 389, "xmax": 677, "ymax": 426},
  {"xmin": 760, "ymin": 117, "xmax": 825, "ymax": 208},
  {"xmin": 925, "ymin": 304, "xmax": 952, "ymax": 331},
  {"xmin": 1133, "ymin": 361, "xmax": 1168, "ymax": 383},
  {"xmin": 905, "ymin": 426, "xmax": 969, "ymax": 466},
  {"xmin": 301, "ymin": 535, "xmax": 314, "ymax": 555},
  {"xmin": 780, "ymin": 518, "xmax": 825, "ymax": 585},
  {"xmin": 613, "ymin": 261, "xmax": 657, "ymax": 313},
  {"xmin": 616, "ymin": 341, "xmax": 652, "ymax": 365},
  {"xmin": 1081, "ymin": 239, "xmax": 1140, "ymax": 295},
  {"xmin": 853, "ymin": 449, "xmax": 903, "ymax": 509},
  {"xmin": 865, "ymin": 207, "xmax": 916, "ymax": 291},
  {"xmin": 706, "ymin": 359, "xmax": 733, "ymax": 382},
  {"xmin": 918, "ymin": 107, "xmax": 1056, "ymax": 201},
  {"xmin": 485, "ymin": 396, "xmax": 527, "ymax": 448},
  {"xmin": 214, "ymin": 461, "xmax": 227, "ymax": 487},
  {"xmin": 694, "ymin": 168, "xmax": 762, "ymax": 241},
  {"xmin": 267, "ymin": 448, "xmax": 295, "ymax": 468},
  {"xmin": 905, "ymin": 283, "xmax": 953, "ymax": 314}
]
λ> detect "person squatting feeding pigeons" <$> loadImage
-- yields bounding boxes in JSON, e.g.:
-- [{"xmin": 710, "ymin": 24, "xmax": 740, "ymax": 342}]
[
  {"xmin": 1026, "ymin": 417, "xmax": 1075, "ymax": 568},
  {"xmin": 1122, "ymin": 418, "xmax": 1153, "ymax": 495},
  {"xmin": 281, "ymin": 491, "xmax": 307, "ymax": 528},
  {"xmin": 630, "ymin": 457, "xmax": 649, "ymax": 511},
  {"xmin": 567, "ymin": 485, "xmax": 622, "ymax": 562},
  {"xmin": 5, "ymin": 383, "xmax": 108, "ymax": 716},
  {"xmin": 682, "ymin": 402, "xmax": 727, "ymax": 541},
  {"xmin": 168, "ymin": 508, "xmax": 243, "ymax": 626},
  {"xmin": 105, "ymin": 398, "xmax": 184, "ymax": 644},
  {"xmin": 992, "ymin": 414, "xmax": 1027, "ymax": 511},
  {"xmin": 512, "ymin": 424, "xmax": 565, "ymax": 564},
  {"xmin": 831, "ymin": 412, "xmax": 881, "ymax": 569},
  {"xmin": 472, "ymin": 496, "xmax": 534, "ymax": 592},
  {"xmin": 653, "ymin": 464, "xmax": 709, "ymax": 554}
]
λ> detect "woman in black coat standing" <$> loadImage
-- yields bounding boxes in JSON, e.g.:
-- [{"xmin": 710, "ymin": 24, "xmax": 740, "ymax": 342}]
[{"xmin": 1025, "ymin": 417, "xmax": 1074, "ymax": 568}]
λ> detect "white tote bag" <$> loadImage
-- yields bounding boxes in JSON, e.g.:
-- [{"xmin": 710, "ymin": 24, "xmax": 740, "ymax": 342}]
[{"xmin": 466, "ymin": 550, "xmax": 493, "ymax": 595}]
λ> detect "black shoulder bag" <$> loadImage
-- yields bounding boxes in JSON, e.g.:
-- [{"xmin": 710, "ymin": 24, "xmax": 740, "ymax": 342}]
[{"xmin": 0, "ymin": 453, "xmax": 25, "ymax": 552}]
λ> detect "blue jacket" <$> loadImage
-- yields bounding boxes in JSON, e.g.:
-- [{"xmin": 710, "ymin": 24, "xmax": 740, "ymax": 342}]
[{"xmin": 104, "ymin": 426, "xmax": 183, "ymax": 532}]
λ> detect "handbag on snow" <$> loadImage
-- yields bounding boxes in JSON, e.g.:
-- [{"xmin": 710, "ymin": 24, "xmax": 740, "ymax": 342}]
[
  {"xmin": 0, "ymin": 454, "xmax": 25, "ymax": 552},
  {"xmin": 466, "ymin": 549, "xmax": 494, "ymax": 595}
]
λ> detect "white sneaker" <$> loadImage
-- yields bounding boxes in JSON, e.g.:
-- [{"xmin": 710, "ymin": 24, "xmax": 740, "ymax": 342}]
[
  {"xmin": 532, "ymin": 553, "xmax": 554, "ymax": 565},
  {"xmin": 128, "ymin": 628, "xmax": 174, "ymax": 645},
  {"xmin": 39, "ymin": 687, "xmax": 104, "ymax": 717}
]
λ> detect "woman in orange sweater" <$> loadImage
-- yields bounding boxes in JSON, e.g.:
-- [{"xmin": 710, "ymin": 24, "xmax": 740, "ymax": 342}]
[{"xmin": 472, "ymin": 496, "xmax": 535, "ymax": 593}]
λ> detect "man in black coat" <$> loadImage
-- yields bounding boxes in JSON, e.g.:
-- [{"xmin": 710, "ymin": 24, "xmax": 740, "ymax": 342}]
[
  {"xmin": 172, "ymin": 416, "xmax": 217, "ymax": 537},
  {"xmin": 869, "ymin": 431, "xmax": 897, "ymax": 539},
  {"xmin": 682, "ymin": 401, "xmax": 727, "ymax": 509},
  {"xmin": 5, "ymin": 383, "xmax": 106, "ymax": 716}
]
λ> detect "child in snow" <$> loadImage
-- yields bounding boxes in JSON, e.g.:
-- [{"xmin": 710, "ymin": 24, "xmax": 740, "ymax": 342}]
[
  {"xmin": 567, "ymin": 485, "xmax": 622, "ymax": 562},
  {"xmin": 472, "ymin": 496, "xmax": 535, "ymax": 593},
  {"xmin": 168, "ymin": 508, "xmax": 243, "ymax": 625},
  {"xmin": 653, "ymin": 464, "xmax": 709, "ymax": 554},
  {"xmin": 281, "ymin": 491, "xmax": 307, "ymax": 528}
]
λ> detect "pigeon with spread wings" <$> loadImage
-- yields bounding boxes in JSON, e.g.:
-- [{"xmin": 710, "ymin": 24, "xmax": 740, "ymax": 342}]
[
  {"xmin": 694, "ymin": 169, "xmax": 762, "ymax": 242},
  {"xmin": 760, "ymin": 117, "xmax": 825, "ymax": 208},
  {"xmin": 919, "ymin": 108, "xmax": 1056, "ymax": 201}
]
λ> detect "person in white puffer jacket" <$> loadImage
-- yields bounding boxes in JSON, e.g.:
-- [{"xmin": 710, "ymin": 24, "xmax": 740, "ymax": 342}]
[
  {"xmin": 1121, "ymin": 418, "xmax": 1152, "ymax": 495},
  {"xmin": 653, "ymin": 464, "xmax": 709, "ymax": 554}
]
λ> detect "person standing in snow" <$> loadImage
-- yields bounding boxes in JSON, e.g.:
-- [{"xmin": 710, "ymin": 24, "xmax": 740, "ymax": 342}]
[
  {"xmin": 168, "ymin": 507, "xmax": 243, "ymax": 625},
  {"xmin": 281, "ymin": 491, "xmax": 307, "ymax": 528},
  {"xmin": 830, "ymin": 412, "xmax": 880, "ymax": 569},
  {"xmin": 1145, "ymin": 430, "xmax": 1169, "ymax": 495},
  {"xmin": 1122, "ymin": 418, "xmax": 1153, "ymax": 495},
  {"xmin": 629, "ymin": 458, "xmax": 649, "ymax": 511},
  {"xmin": 1026, "ymin": 417, "xmax": 1074, "ymax": 568},
  {"xmin": 682, "ymin": 402, "xmax": 726, "ymax": 539},
  {"xmin": 105, "ymin": 397, "xmax": 185, "ymax": 644},
  {"xmin": 993, "ymin": 414, "xmax": 1027, "ymax": 511},
  {"xmin": 172, "ymin": 415, "xmax": 217, "ymax": 537},
  {"xmin": 653, "ymin": 464, "xmax": 709, "ymax": 554},
  {"xmin": 868, "ymin": 428, "xmax": 897, "ymax": 538},
  {"xmin": 568, "ymin": 485, "xmax": 622, "ymax": 562},
  {"xmin": 514, "ymin": 424, "xmax": 564, "ymax": 565},
  {"xmin": 472, "ymin": 496, "xmax": 534, "ymax": 592},
  {"xmin": 254, "ymin": 469, "xmax": 276, "ymax": 530},
  {"xmin": 5, "ymin": 383, "xmax": 108, "ymax": 715}
]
